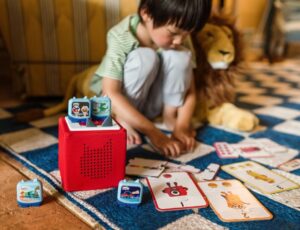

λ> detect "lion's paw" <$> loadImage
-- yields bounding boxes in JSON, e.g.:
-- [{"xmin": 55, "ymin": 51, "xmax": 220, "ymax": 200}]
[{"xmin": 208, "ymin": 103, "xmax": 259, "ymax": 132}]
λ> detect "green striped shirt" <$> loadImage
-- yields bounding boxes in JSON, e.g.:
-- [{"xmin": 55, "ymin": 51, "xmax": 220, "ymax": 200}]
[
  {"xmin": 90, "ymin": 14, "xmax": 196, "ymax": 95},
  {"xmin": 90, "ymin": 14, "xmax": 140, "ymax": 95}
]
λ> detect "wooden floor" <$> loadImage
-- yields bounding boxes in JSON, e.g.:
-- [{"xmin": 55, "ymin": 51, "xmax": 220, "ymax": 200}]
[{"xmin": 0, "ymin": 49, "xmax": 91, "ymax": 229}]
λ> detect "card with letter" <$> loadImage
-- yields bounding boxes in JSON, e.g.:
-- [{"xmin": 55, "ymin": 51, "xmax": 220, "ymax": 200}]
[
  {"xmin": 146, "ymin": 172, "xmax": 208, "ymax": 211},
  {"xmin": 199, "ymin": 180, "xmax": 273, "ymax": 222},
  {"xmin": 222, "ymin": 161, "xmax": 299, "ymax": 194}
]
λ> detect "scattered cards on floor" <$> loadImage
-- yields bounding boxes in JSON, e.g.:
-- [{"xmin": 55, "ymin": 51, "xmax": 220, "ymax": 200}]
[
  {"xmin": 126, "ymin": 158, "xmax": 167, "ymax": 177},
  {"xmin": 146, "ymin": 172, "xmax": 208, "ymax": 211},
  {"xmin": 222, "ymin": 161, "xmax": 299, "ymax": 194},
  {"xmin": 199, "ymin": 179, "xmax": 273, "ymax": 222},
  {"xmin": 279, "ymin": 159, "xmax": 300, "ymax": 172},
  {"xmin": 193, "ymin": 163, "xmax": 220, "ymax": 181}
]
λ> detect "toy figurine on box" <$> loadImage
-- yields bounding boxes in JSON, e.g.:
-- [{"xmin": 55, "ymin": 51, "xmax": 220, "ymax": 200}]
[
  {"xmin": 67, "ymin": 96, "xmax": 113, "ymax": 127},
  {"xmin": 68, "ymin": 97, "xmax": 91, "ymax": 123},
  {"xmin": 16, "ymin": 178, "xmax": 43, "ymax": 207},
  {"xmin": 117, "ymin": 179, "xmax": 143, "ymax": 206},
  {"xmin": 91, "ymin": 96, "xmax": 111, "ymax": 121}
]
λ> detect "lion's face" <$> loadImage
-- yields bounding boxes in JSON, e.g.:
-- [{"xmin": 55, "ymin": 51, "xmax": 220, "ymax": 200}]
[{"xmin": 196, "ymin": 23, "xmax": 235, "ymax": 70}]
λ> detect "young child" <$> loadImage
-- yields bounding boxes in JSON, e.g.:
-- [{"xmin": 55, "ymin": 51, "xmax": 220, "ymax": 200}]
[{"xmin": 90, "ymin": 0, "xmax": 211, "ymax": 157}]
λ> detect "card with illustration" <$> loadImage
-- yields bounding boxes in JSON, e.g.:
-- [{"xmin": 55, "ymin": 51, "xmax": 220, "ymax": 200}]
[
  {"xmin": 231, "ymin": 143, "xmax": 272, "ymax": 158},
  {"xmin": 199, "ymin": 180, "xmax": 273, "ymax": 222},
  {"xmin": 146, "ymin": 172, "xmax": 208, "ymax": 211},
  {"xmin": 222, "ymin": 161, "xmax": 299, "ymax": 194}
]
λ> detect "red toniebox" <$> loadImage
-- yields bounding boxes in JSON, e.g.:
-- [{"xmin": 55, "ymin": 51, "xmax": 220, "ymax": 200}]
[{"xmin": 58, "ymin": 117, "xmax": 126, "ymax": 191}]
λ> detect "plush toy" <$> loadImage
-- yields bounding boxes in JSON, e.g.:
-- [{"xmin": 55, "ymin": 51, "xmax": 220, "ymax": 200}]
[{"xmin": 191, "ymin": 15, "xmax": 259, "ymax": 131}]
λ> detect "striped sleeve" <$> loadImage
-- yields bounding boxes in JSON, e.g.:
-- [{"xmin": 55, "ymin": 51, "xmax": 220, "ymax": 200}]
[{"xmin": 95, "ymin": 31, "xmax": 128, "ymax": 81}]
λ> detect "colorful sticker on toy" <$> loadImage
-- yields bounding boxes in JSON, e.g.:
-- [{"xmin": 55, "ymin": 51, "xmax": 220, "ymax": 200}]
[{"xmin": 91, "ymin": 96, "xmax": 111, "ymax": 120}]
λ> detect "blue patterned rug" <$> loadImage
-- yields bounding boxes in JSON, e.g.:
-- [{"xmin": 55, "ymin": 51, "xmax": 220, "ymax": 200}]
[{"xmin": 1, "ymin": 61, "xmax": 300, "ymax": 229}]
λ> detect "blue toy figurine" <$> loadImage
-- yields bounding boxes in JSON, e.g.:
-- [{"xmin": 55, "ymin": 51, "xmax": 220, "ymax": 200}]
[
  {"xmin": 117, "ymin": 179, "xmax": 143, "ymax": 206},
  {"xmin": 16, "ymin": 178, "xmax": 43, "ymax": 207},
  {"xmin": 91, "ymin": 96, "xmax": 111, "ymax": 121},
  {"xmin": 68, "ymin": 97, "xmax": 91, "ymax": 123}
]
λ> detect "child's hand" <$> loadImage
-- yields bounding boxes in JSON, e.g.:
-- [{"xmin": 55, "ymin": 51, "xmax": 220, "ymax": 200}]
[
  {"xmin": 172, "ymin": 126, "xmax": 196, "ymax": 152},
  {"xmin": 148, "ymin": 130, "xmax": 184, "ymax": 157}
]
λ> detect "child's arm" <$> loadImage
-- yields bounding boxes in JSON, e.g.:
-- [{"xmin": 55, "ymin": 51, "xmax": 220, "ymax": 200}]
[
  {"xmin": 102, "ymin": 77, "xmax": 184, "ymax": 156},
  {"xmin": 172, "ymin": 75, "xmax": 197, "ymax": 151}
]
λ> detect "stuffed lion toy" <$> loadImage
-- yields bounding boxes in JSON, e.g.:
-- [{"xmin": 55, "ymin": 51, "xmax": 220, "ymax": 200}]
[
  {"xmin": 191, "ymin": 15, "xmax": 258, "ymax": 131},
  {"xmin": 17, "ymin": 15, "xmax": 258, "ymax": 132}
]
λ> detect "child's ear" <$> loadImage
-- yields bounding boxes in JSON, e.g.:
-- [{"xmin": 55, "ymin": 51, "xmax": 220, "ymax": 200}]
[{"xmin": 140, "ymin": 8, "xmax": 151, "ymax": 23}]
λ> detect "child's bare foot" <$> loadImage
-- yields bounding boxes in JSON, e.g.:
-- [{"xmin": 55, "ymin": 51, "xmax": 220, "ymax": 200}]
[{"xmin": 118, "ymin": 120, "xmax": 142, "ymax": 145}]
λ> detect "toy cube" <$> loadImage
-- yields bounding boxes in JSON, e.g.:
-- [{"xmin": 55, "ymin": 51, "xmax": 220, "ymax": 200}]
[
  {"xmin": 58, "ymin": 117, "xmax": 126, "ymax": 191},
  {"xmin": 17, "ymin": 178, "xmax": 43, "ymax": 207}
]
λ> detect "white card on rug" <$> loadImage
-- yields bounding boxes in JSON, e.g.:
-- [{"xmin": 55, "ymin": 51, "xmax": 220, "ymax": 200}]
[
  {"xmin": 126, "ymin": 165, "xmax": 165, "ymax": 177},
  {"xmin": 251, "ymin": 138, "xmax": 287, "ymax": 153},
  {"xmin": 222, "ymin": 161, "xmax": 299, "ymax": 194},
  {"xmin": 254, "ymin": 106, "xmax": 300, "ymax": 120},
  {"xmin": 146, "ymin": 172, "xmax": 208, "ymax": 211},
  {"xmin": 193, "ymin": 163, "xmax": 220, "ymax": 181},
  {"xmin": 251, "ymin": 148, "xmax": 298, "ymax": 168},
  {"xmin": 274, "ymin": 120, "xmax": 300, "ymax": 136},
  {"xmin": 214, "ymin": 142, "xmax": 239, "ymax": 159},
  {"xmin": 231, "ymin": 143, "xmax": 272, "ymax": 158},
  {"xmin": 126, "ymin": 158, "xmax": 167, "ymax": 177},
  {"xmin": 129, "ymin": 158, "xmax": 167, "ymax": 168},
  {"xmin": 165, "ymin": 162, "xmax": 200, "ymax": 173},
  {"xmin": 199, "ymin": 180, "xmax": 273, "ymax": 222},
  {"xmin": 278, "ymin": 159, "xmax": 300, "ymax": 172},
  {"xmin": 171, "ymin": 142, "xmax": 215, "ymax": 163}
]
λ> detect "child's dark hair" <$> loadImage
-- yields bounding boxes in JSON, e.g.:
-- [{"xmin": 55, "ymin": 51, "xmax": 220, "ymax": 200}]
[{"xmin": 138, "ymin": 0, "xmax": 211, "ymax": 32}]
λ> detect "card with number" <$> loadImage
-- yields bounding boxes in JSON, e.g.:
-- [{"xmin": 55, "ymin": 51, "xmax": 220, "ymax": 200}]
[
  {"xmin": 199, "ymin": 180, "xmax": 273, "ymax": 222},
  {"xmin": 222, "ymin": 161, "xmax": 299, "ymax": 194},
  {"xmin": 146, "ymin": 172, "xmax": 208, "ymax": 211},
  {"xmin": 214, "ymin": 142, "xmax": 239, "ymax": 159}
]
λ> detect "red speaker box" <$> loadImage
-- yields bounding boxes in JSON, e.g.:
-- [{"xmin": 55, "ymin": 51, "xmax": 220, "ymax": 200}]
[{"xmin": 58, "ymin": 117, "xmax": 126, "ymax": 191}]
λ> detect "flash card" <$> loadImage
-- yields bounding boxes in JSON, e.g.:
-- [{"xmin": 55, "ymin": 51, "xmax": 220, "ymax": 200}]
[
  {"xmin": 251, "ymin": 148, "xmax": 299, "ymax": 168},
  {"xmin": 222, "ymin": 161, "xmax": 299, "ymax": 194},
  {"xmin": 279, "ymin": 159, "xmax": 300, "ymax": 172},
  {"xmin": 199, "ymin": 180, "xmax": 273, "ymax": 222},
  {"xmin": 171, "ymin": 142, "xmax": 215, "ymax": 163},
  {"xmin": 194, "ymin": 163, "xmax": 220, "ymax": 181},
  {"xmin": 165, "ymin": 162, "xmax": 201, "ymax": 173},
  {"xmin": 126, "ymin": 158, "xmax": 167, "ymax": 177},
  {"xmin": 146, "ymin": 172, "xmax": 208, "ymax": 211},
  {"xmin": 254, "ymin": 138, "xmax": 287, "ymax": 153},
  {"xmin": 214, "ymin": 142, "xmax": 239, "ymax": 159},
  {"xmin": 231, "ymin": 143, "xmax": 272, "ymax": 158}
]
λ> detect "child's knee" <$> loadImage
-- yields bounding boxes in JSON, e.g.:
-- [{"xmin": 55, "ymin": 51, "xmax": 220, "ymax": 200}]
[
  {"xmin": 125, "ymin": 47, "xmax": 159, "ymax": 81},
  {"xmin": 161, "ymin": 49, "xmax": 192, "ymax": 73}
]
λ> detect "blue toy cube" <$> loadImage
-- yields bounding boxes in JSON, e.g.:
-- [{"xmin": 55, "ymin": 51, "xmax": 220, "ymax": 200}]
[
  {"xmin": 117, "ymin": 179, "xmax": 143, "ymax": 206},
  {"xmin": 16, "ymin": 178, "xmax": 43, "ymax": 207}
]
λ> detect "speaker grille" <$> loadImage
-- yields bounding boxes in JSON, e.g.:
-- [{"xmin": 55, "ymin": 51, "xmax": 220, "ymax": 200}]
[{"xmin": 80, "ymin": 139, "xmax": 113, "ymax": 179}]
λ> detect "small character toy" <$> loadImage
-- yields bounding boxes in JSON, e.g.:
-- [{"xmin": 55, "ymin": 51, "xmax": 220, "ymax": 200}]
[
  {"xmin": 16, "ymin": 178, "xmax": 43, "ymax": 207},
  {"xmin": 117, "ymin": 179, "xmax": 143, "ymax": 206},
  {"xmin": 91, "ymin": 96, "xmax": 111, "ymax": 121},
  {"xmin": 68, "ymin": 97, "xmax": 91, "ymax": 122}
]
